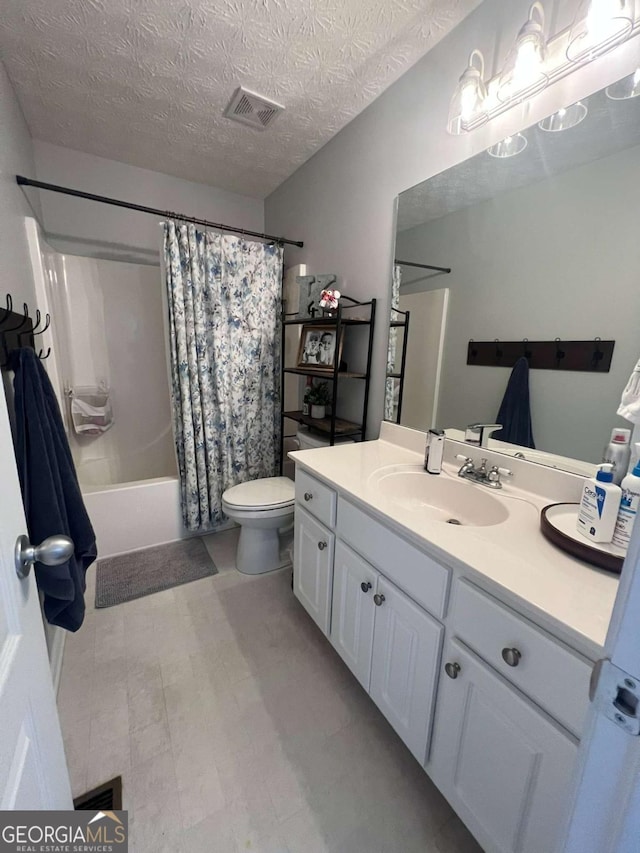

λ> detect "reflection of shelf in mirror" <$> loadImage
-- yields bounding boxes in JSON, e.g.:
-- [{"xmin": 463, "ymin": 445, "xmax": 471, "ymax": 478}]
[
  {"xmin": 390, "ymin": 320, "xmax": 408, "ymax": 328},
  {"xmin": 284, "ymin": 368, "xmax": 366, "ymax": 379},
  {"xmin": 283, "ymin": 317, "xmax": 371, "ymax": 327},
  {"xmin": 283, "ymin": 410, "xmax": 363, "ymax": 436},
  {"xmin": 386, "ymin": 372, "xmax": 401, "ymax": 379}
]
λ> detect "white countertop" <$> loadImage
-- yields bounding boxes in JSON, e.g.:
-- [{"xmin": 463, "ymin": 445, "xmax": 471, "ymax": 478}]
[{"xmin": 289, "ymin": 433, "xmax": 620, "ymax": 660}]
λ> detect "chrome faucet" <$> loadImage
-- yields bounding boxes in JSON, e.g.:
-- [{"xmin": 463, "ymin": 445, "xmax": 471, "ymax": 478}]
[
  {"xmin": 465, "ymin": 423, "xmax": 503, "ymax": 448},
  {"xmin": 455, "ymin": 455, "xmax": 512, "ymax": 490}
]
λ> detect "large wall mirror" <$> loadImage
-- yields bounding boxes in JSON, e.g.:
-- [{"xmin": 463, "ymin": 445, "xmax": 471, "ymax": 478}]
[{"xmin": 385, "ymin": 72, "xmax": 640, "ymax": 475}]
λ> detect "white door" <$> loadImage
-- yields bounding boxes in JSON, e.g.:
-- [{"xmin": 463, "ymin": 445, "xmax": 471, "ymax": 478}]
[
  {"xmin": 430, "ymin": 639, "xmax": 577, "ymax": 853},
  {"xmin": 560, "ymin": 504, "xmax": 640, "ymax": 852},
  {"xmin": 0, "ymin": 384, "xmax": 72, "ymax": 808},
  {"xmin": 330, "ymin": 541, "xmax": 378, "ymax": 690},
  {"xmin": 293, "ymin": 507, "xmax": 335, "ymax": 635},
  {"xmin": 369, "ymin": 575, "xmax": 443, "ymax": 764}
]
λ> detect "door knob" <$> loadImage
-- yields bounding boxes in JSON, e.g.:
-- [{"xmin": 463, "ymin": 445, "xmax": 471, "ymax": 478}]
[
  {"xmin": 373, "ymin": 593, "xmax": 385, "ymax": 606},
  {"xmin": 501, "ymin": 647, "xmax": 522, "ymax": 667},
  {"xmin": 318, "ymin": 541, "xmax": 327, "ymax": 551},
  {"xmin": 445, "ymin": 662, "xmax": 461, "ymax": 679},
  {"xmin": 360, "ymin": 581, "xmax": 372, "ymax": 593},
  {"xmin": 15, "ymin": 534, "xmax": 74, "ymax": 580}
]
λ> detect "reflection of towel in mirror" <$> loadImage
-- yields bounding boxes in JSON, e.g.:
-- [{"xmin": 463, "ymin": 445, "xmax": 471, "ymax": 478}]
[
  {"xmin": 618, "ymin": 358, "xmax": 640, "ymax": 424},
  {"xmin": 494, "ymin": 356, "xmax": 535, "ymax": 449}
]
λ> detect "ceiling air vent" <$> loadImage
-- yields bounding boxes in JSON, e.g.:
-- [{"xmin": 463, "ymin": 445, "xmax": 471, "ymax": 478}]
[{"xmin": 223, "ymin": 87, "xmax": 284, "ymax": 131}]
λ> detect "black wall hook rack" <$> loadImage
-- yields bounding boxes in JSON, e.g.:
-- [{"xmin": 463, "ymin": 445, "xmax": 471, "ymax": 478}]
[
  {"xmin": 0, "ymin": 294, "xmax": 51, "ymax": 368},
  {"xmin": 467, "ymin": 338, "xmax": 615, "ymax": 372}
]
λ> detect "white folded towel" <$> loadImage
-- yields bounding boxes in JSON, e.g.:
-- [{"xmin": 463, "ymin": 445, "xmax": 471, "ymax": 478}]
[{"xmin": 618, "ymin": 358, "xmax": 640, "ymax": 424}]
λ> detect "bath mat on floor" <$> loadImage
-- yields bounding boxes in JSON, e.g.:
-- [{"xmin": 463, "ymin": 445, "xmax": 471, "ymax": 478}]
[{"xmin": 95, "ymin": 538, "xmax": 217, "ymax": 608}]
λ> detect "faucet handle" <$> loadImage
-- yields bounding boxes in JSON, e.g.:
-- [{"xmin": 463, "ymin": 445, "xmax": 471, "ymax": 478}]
[{"xmin": 455, "ymin": 454, "xmax": 473, "ymax": 464}]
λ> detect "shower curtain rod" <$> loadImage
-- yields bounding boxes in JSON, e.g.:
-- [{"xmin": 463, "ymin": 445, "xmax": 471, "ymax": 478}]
[
  {"xmin": 395, "ymin": 258, "xmax": 451, "ymax": 274},
  {"xmin": 16, "ymin": 175, "xmax": 304, "ymax": 248}
]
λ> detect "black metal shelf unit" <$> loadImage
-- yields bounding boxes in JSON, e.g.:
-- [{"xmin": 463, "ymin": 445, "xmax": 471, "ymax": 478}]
[{"xmin": 280, "ymin": 296, "xmax": 376, "ymax": 460}]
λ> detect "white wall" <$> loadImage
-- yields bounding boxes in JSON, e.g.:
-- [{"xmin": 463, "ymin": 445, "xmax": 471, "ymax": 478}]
[
  {"xmin": 0, "ymin": 63, "xmax": 39, "ymax": 308},
  {"xmin": 32, "ymin": 141, "xmax": 265, "ymax": 264},
  {"xmin": 395, "ymin": 144, "xmax": 640, "ymax": 462},
  {"xmin": 265, "ymin": 0, "xmax": 640, "ymax": 438}
]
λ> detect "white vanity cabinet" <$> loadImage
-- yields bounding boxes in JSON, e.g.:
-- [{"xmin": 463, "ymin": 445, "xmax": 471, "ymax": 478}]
[
  {"xmin": 429, "ymin": 639, "xmax": 578, "ymax": 853},
  {"xmin": 292, "ymin": 464, "xmax": 592, "ymax": 853},
  {"xmin": 293, "ymin": 506, "xmax": 335, "ymax": 634},
  {"xmin": 330, "ymin": 541, "xmax": 443, "ymax": 763}
]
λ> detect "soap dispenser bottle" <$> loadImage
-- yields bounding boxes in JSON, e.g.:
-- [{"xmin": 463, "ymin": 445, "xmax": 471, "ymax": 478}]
[
  {"xmin": 577, "ymin": 463, "xmax": 621, "ymax": 543},
  {"xmin": 424, "ymin": 429, "xmax": 445, "ymax": 474}
]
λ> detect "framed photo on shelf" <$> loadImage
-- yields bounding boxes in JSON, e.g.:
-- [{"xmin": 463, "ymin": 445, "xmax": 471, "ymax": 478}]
[{"xmin": 297, "ymin": 324, "xmax": 344, "ymax": 371}]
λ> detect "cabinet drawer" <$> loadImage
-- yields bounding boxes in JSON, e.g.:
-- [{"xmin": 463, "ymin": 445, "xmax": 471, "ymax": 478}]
[
  {"xmin": 295, "ymin": 469, "xmax": 336, "ymax": 529},
  {"xmin": 337, "ymin": 498, "xmax": 449, "ymax": 619},
  {"xmin": 451, "ymin": 580, "xmax": 592, "ymax": 737}
]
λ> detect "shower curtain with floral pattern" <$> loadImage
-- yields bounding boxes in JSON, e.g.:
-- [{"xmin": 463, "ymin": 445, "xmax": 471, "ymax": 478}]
[{"xmin": 163, "ymin": 221, "xmax": 283, "ymax": 531}]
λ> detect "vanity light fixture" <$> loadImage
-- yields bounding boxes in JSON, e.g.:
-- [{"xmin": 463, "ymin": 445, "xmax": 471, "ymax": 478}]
[
  {"xmin": 447, "ymin": 49, "xmax": 488, "ymax": 135},
  {"xmin": 498, "ymin": 3, "xmax": 549, "ymax": 103},
  {"xmin": 567, "ymin": 0, "xmax": 636, "ymax": 62},
  {"xmin": 447, "ymin": 0, "xmax": 639, "ymax": 135},
  {"xmin": 606, "ymin": 66, "xmax": 640, "ymax": 97},
  {"xmin": 538, "ymin": 100, "xmax": 588, "ymax": 131},
  {"xmin": 487, "ymin": 133, "xmax": 528, "ymax": 158}
]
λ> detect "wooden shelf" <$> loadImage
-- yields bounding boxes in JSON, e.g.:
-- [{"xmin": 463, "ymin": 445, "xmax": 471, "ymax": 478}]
[
  {"xmin": 283, "ymin": 367, "xmax": 366, "ymax": 379},
  {"xmin": 283, "ymin": 410, "xmax": 363, "ymax": 436},
  {"xmin": 283, "ymin": 316, "xmax": 371, "ymax": 327}
]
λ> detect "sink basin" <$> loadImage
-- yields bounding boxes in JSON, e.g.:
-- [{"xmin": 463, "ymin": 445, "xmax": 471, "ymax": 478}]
[{"xmin": 368, "ymin": 465, "xmax": 509, "ymax": 527}]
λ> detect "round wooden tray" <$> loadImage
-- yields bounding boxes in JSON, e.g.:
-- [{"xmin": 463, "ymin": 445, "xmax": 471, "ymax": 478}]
[{"xmin": 540, "ymin": 503, "xmax": 625, "ymax": 575}]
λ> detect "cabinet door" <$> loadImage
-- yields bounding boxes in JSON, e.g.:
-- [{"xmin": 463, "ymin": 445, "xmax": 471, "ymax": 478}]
[
  {"xmin": 429, "ymin": 639, "xmax": 578, "ymax": 853},
  {"xmin": 369, "ymin": 576, "xmax": 443, "ymax": 764},
  {"xmin": 293, "ymin": 506, "xmax": 335, "ymax": 635},
  {"xmin": 330, "ymin": 541, "xmax": 379, "ymax": 691}
]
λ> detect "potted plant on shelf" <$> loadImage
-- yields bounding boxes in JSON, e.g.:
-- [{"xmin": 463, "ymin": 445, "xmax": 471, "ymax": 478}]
[{"xmin": 307, "ymin": 382, "xmax": 331, "ymax": 419}]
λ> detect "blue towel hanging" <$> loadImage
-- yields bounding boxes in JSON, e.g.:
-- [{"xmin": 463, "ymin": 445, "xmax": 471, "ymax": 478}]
[{"xmin": 494, "ymin": 356, "xmax": 535, "ymax": 449}]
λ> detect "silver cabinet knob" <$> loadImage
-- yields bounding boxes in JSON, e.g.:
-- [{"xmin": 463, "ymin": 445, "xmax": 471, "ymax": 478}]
[
  {"xmin": 373, "ymin": 593, "xmax": 385, "ymax": 606},
  {"xmin": 445, "ymin": 662, "xmax": 461, "ymax": 679},
  {"xmin": 304, "ymin": 492, "xmax": 313, "ymax": 501},
  {"xmin": 501, "ymin": 647, "xmax": 522, "ymax": 667},
  {"xmin": 360, "ymin": 581, "xmax": 372, "ymax": 593},
  {"xmin": 318, "ymin": 541, "xmax": 327, "ymax": 551},
  {"xmin": 15, "ymin": 534, "xmax": 74, "ymax": 580}
]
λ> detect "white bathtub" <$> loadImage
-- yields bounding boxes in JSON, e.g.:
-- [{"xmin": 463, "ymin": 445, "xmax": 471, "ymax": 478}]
[{"xmin": 83, "ymin": 476, "xmax": 187, "ymax": 558}]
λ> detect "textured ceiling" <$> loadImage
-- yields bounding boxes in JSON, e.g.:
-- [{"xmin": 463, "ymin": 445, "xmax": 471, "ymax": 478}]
[
  {"xmin": 0, "ymin": 0, "xmax": 480, "ymax": 199},
  {"xmin": 397, "ymin": 85, "xmax": 640, "ymax": 231}
]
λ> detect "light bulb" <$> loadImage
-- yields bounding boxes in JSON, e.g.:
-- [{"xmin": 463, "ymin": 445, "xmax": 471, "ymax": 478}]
[
  {"xmin": 606, "ymin": 67, "xmax": 640, "ymax": 99},
  {"xmin": 498, "ymin": 3, "xmax": 548, "ymax": 103},
  {"xmin": 567, "ymin": 0, "xmax": 635, "ymax": 62}
]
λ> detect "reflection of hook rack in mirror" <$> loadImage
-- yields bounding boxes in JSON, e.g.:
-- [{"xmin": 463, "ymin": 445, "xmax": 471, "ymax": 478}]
[
  {"xmin": 466, "ymin": 338, "xmax": 615, "ymax": 372},
  {"xmin": 0, "ymin": 294, "xmax": 52, "ymax": 370}
]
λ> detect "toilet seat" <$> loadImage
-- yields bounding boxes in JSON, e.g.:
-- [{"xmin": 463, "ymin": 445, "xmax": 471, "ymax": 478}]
[{"xmin": 222, "ymin": 476, "xmax": 295, "ymax": 512}]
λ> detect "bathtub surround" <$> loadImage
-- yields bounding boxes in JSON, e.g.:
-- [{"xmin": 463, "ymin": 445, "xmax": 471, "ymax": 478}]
[
  {"xmin": 95, "ymin": 538, "xmax": 217, "ymax": 608},
  {"xmin": 164, "ymin": 222, "xmax": 283, "ymax": 531}
]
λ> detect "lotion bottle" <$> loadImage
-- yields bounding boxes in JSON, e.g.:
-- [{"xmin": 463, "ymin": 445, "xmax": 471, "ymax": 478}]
[
  {"xmin": 612, "ymin": 459, "xmax": 640, "ymax": 552},
  {"xmin": 576, "ymin": 463, "xmax": 621, "ymax": 543},
  {"xmin": 602, "ymin": 428, "xmax": 631, "ymax": 485}
]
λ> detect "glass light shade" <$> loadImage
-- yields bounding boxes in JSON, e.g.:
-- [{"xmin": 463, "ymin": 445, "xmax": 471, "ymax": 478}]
[
  {"xmin": 606, "ymin": 67, "xmax": 640, "ymax": 98},
  {"xmin": 486, "ymin": 133, "xmax": 528, "ymax": 158},
  {"xmin": 567, "ymin": 0, "xmax": 636, "ymax": 62},
  {"xmin": 447, "ymin": 50, "xmax": 488, "ymax": 135},
  {"xmin": 538, "ymin": 101, "xmax": 588, "ymax": 131},
  {"xmin": 498, "ymin": 3, "xmax": 549, "ymax": 103}
]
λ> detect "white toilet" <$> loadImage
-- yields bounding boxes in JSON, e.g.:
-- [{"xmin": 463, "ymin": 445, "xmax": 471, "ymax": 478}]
[{"xmin": 222, "ymin": 476, "xmax": 295, "ymax": 575}]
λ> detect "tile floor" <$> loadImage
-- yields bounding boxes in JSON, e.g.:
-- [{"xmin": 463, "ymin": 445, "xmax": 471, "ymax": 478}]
[{"xmin": 58, "ymin": 529, "xmax": 482, "ymax": 853}]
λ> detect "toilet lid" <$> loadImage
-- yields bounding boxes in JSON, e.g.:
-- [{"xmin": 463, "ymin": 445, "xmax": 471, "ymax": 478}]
[{"xmin": 223, "ymin": 476, "xmax": 295, "ymax": 510}]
